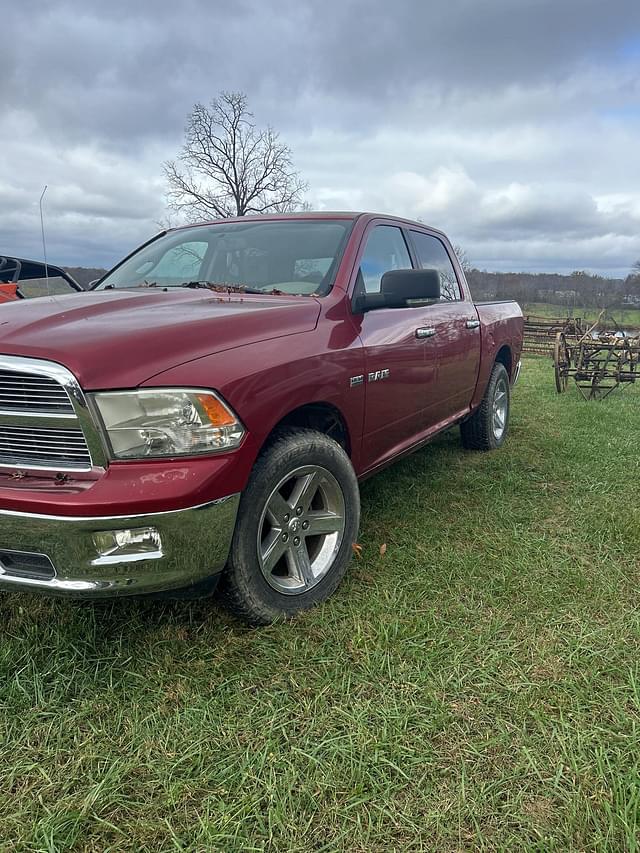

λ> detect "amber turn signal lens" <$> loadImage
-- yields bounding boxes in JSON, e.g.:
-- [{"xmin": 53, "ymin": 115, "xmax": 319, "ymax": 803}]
[{"xmin": 196, "ymin": 393, "xmax": 237, "ymax": 426}]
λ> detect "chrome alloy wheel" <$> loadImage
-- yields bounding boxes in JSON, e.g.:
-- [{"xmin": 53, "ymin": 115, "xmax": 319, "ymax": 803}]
[
  {"xmin": 492, "ymin": 374, "xmax": 509, "ymax": 440},
  {"xmin": 257, "ymin": 465, "xmax": 346, "ymax": 595}
]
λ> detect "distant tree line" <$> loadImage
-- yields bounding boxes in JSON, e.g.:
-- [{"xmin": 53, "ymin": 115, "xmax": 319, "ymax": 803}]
[
  {"xmin": 466, "ymin": 265, "xmax": 640, "ymax": 310},
  {"xmin": 65, "ymin": 262, "xmax": 640, "ymax": 303},
  {"xmin": 64, "ymin": 266, "xmax": 106, "ymax": 288}
]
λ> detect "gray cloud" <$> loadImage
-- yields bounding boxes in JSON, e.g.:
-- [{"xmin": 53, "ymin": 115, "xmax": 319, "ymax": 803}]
[{"xmin": 1, "ymin": 0, "xmax": 639, "ymax": 275}]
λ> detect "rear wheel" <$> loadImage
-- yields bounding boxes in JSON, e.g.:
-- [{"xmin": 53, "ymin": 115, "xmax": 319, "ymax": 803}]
[
  {"xmin": 220, "ymin": 428, "xmax": 360, "ymax": 625},
  {"xmin": 460, "ymin": 361, "xmax": 511, "ymax": 451}
]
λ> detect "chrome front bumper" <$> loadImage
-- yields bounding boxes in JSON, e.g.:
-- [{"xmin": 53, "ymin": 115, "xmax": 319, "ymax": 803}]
[{"xmin": 0, "ymin": 494, "xmax": 240, "ymax": 597}]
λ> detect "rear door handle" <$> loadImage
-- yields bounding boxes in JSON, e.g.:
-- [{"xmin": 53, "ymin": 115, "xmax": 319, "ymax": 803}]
[
  {"xmin": 466, "ymin": 319, "xmax": 480, "ymax": 329},
  {"xmin": 415, "ymin": 327, "xmax": 436, "ymax": 339}
]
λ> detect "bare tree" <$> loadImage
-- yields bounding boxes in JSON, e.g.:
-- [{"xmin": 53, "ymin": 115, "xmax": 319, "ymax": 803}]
[
  {"xmin": 164, "ymin": 92, "xmax": 308, "ymax": 221},
  {"xmin": 452, "ymin": 244, "xmax": 472, "ymax": 274}
]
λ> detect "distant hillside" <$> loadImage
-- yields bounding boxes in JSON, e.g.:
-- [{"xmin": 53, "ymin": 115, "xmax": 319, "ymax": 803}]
[
  {"xmin": 64, "ymin": 266, "xmax": 107, "ymax": 288},
  {"xmin": 466, "ymin": 268, "xmax": 639, "ymax": 309}
]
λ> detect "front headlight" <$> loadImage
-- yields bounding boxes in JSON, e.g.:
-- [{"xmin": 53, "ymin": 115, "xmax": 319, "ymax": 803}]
[{"xmin": 91, "ymin": 388, "xmax": 245, "ymax": 459}]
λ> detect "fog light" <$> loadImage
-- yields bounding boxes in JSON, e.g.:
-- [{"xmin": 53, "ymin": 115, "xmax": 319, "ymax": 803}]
[{"xmin": 92, "ymin": 527, "xmax": 162, "ymax": 564}]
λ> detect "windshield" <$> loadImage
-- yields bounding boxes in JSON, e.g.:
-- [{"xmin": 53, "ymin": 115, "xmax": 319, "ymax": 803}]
[{"xmin": 95, "ymin": 219, "xmax": 354, "ymax": 296}]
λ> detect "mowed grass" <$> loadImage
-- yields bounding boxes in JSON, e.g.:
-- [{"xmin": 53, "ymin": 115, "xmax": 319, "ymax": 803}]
[
  {"xmin": 521, "ymin": 301, "xmax": 640, "ymax": 328},
  {"xmin": 1, "ymin": 359, "xmax": 640, "ymax": 852}
]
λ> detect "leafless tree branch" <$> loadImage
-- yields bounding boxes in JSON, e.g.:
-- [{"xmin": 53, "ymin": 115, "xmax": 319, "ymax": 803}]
[
  {"xmin": 452, "ymin": 244, "xmax": 472, "ymax": 274},
  {"xmin": 164, "ymin": 92, "xmax": 308, "ymax": 221}
]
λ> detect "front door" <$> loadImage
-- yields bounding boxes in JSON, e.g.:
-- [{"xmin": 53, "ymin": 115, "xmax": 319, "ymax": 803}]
[{"xmin": 352, "ymin": 224, "xmax": 437, "ymax": 470}]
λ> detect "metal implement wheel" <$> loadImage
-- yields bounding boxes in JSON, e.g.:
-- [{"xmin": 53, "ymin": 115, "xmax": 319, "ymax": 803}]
[
  {"xmin": 257, "ymin": 465, "xmax": 346, "ymax": 595},
  {"xmin": 554, "ymin": 332, "xmax": 570, "ymax": 393}
]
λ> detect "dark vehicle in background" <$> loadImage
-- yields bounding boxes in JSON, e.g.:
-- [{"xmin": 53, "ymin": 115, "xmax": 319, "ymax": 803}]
[
  {"xmin": 0, "ymin": 213, "xmax": 523, "ymax": 624},
  {"xmin": 0, "ymin": 256, "xmax": 82, "ymax": 301}
]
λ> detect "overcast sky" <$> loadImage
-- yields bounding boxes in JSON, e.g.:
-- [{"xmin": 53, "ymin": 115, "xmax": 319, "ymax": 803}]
[{"xmin": 2, "ymin": 0, "xmax": 639, "ymax": 275}]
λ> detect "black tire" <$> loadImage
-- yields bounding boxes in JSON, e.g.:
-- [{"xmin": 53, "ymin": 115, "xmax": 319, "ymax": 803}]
[
  {"xmin": 460, "ymin": 362, "xmax": 511, "ymax": 451},
  {"xmin": 219, "ymin": 428, "xmax": 360, "ymax": 625}
]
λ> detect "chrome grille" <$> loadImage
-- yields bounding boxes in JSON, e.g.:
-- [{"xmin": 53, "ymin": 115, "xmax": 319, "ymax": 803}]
[
  {"xmin": 0, "ymin": 357, "xmax": 95, "ymax": 471},
  {"xmin": 0, "ymin": 425, "xmax": 91, "ymax": 469},
  {"xmin": 0, "ymin": 370, "xmax": 74, "ymax": 414}
]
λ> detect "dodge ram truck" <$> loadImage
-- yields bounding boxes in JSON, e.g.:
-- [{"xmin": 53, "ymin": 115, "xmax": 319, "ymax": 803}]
[{"xmin": 0, "ymin": 213, "xmax": 523, "ymax": 623}]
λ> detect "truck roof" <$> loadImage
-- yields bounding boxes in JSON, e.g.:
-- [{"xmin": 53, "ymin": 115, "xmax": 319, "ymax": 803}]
[{"xmin": 169, "ymin": 211, "xmax": 445, "ymax": 235}]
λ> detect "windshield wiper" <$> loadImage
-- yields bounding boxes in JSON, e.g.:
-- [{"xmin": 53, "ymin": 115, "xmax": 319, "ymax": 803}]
[
  {"xmin": 100, "ymin": 280, "xmax": 159, "ymax": 290},
  {"xmin": 176, "ymin": 281, "xmax": 271, "ymax": 295},
  {"xmin": 100, "ymin": 281, "xmax": 286, "ymax": 295}
]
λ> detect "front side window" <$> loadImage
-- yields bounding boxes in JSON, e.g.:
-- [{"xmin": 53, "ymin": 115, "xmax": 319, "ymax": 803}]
[
  {"xmin": 96, "ymin": 219, "xmax": 353, "ymax": 296},
  {"xmin": 410, "ymin": 231, "xmax": 461, "ymax": 301},
  {"xmin": 358, "ymin": 225, "xmax": 412, "ymax": 294}
]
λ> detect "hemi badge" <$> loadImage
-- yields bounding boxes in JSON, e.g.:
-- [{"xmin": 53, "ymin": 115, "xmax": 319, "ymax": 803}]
[{"xmin": 350, "ymin": 375, "xmax": 364, "ymax": 387}]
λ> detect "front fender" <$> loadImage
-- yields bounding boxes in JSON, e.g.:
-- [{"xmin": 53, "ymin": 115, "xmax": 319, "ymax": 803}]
[{"xmin": 144, "ymin": 327, "xmax": 366, "ymax": 477}]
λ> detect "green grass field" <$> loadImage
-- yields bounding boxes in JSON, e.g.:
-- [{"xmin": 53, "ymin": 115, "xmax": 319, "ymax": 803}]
[
  {"xmin": 521, "ymin": 301, "xmax": 640, "ymax": 328},
  {"xmin": 1, "ymin": 359, "xmax": 639, "ymax": 851}
]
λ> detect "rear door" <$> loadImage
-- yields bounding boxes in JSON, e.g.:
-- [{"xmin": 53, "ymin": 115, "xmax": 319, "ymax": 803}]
[
  {"xmin": 352, "ymin": 223, "xmax": 438, "ymax": 469},
  {"xmin": 407, "ymin": 230, "xmax": 481, "ymax": 426}
]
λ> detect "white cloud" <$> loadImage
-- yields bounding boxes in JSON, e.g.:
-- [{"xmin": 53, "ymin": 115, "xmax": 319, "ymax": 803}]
[{"xmin": 1, "ymin": 0, "xmax": 639, "ymax": 277}]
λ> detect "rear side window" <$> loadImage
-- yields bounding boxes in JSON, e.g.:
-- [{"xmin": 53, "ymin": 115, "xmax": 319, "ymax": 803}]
[
  {"xmin": 358, "ymin": 225, "xmax": 412, "ymax": 294},
  {"xmin": 410, "ymin": 232, "xmax": 461, "ymax": 301}
]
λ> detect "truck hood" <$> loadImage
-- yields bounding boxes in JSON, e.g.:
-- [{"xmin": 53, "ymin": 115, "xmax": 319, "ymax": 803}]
[{"xmin": 0, "ymin": 289, "xmax": 321, "ymax": 389}]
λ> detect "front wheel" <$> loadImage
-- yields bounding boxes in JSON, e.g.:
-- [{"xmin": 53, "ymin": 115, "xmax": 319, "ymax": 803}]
[
  {"xmin": 219, "ymin": 428, "xmax": 360, "ymax": 625},
  {"xmin": 460, "ymin": 361, "xmax": 511, "ymax": 451}
]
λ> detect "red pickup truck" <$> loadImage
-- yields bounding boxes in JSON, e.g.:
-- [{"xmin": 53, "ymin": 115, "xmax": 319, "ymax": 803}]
[{"xmin": 0, "ymin": 213, "xmax": 522, "ymax": 623}]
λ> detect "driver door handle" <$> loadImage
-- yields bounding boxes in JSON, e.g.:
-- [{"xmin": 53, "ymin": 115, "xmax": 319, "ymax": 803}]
[
  {"xmin": 466, "ymin": 319, "xmax": 480, "ymax": 329},
  {"xmin": 415, "ymin": 327, "xmax": 437, "ymax": 339}
]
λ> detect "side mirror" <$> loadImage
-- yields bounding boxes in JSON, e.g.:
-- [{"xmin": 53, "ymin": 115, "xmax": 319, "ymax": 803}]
[
  {"xmin": 353, "ymin": 268, "xmax": 441, "ymax": 313},
  {"xmin": 381, "ymin": 268, "xmax": 440, "ymax": 306}
]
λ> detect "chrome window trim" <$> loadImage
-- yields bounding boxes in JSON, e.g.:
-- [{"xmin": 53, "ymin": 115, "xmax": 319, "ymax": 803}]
[{"xmin": 0, "ymin": 355, "xmax": 107, "ymax": 471}]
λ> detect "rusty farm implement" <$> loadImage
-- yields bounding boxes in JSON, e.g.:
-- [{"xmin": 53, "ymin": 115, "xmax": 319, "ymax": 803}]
[
  {"xmin": 522, "ymin": 314, "xmax": 584, "ymax": 356},
  {"xmin": 553, "ymin": 311, "xmax": 640, "ymax": 399}
]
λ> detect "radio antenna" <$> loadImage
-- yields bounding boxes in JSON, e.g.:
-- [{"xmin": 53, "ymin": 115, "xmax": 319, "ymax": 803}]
[{"xmin": 39, "ymin": 185, "xmax": 49, "ymax": 295}]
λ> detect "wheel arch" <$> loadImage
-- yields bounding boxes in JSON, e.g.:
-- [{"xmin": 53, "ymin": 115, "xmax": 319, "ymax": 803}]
[
  {"xmin": 260, "ymin": 401, "xmax": 352, "ymax": 458},
  {"xmin": 494, "ymin": 344, "xmax": 513, "ymax": 379}
]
